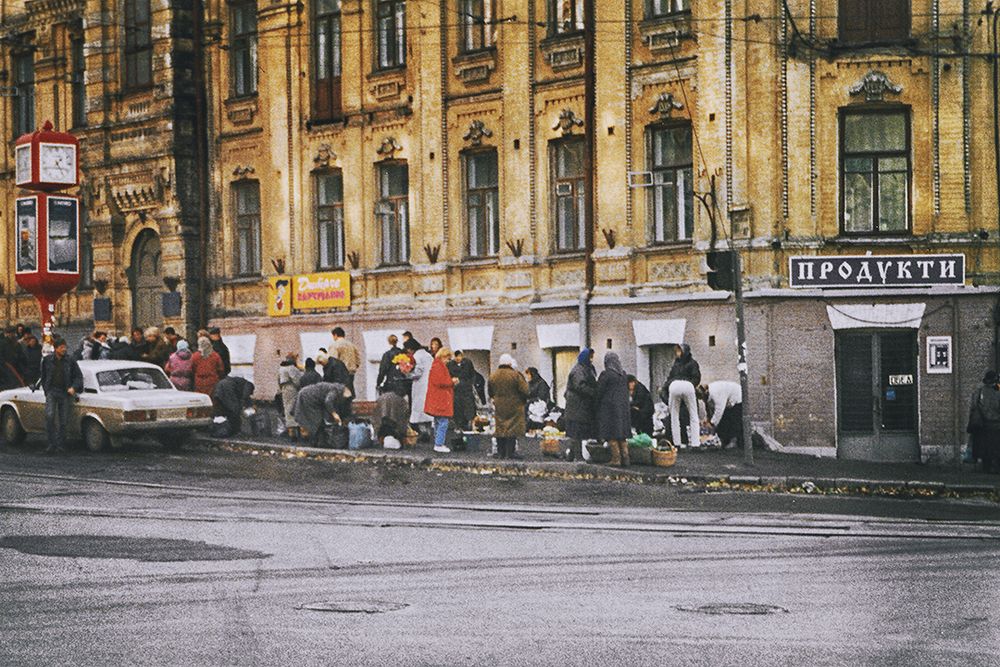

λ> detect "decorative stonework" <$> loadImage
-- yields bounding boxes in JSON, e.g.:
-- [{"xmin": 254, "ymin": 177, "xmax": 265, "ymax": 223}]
[
  {"xmin": 370, "ymin": 80, "xmax": 402, "ymax": 101},
  {"xmin": 639, "ymin": 12, "xmax": 693, "ymax": 52},
  {"xmin": 453, "ymin": 49, "xmax": 497, "ymax": 83},
  {"xmin": 649, "ymin": 92, "xmax": 684, "ymax": 118},
  {"xmin": 548, "ymin": 46, "xmax": 582, "ymax": 70},
  {"xmin": 463, "ymin": 120, "xmax": 494, "ymax": 146},
  {"xmin": 504, "ymin": 271, "xmax": 532, "ymax": 289},
  {"xmin": 312, "ymin": 143, "xmax": 337, "ymax": 169},
  {"xmin": 106, "ymin": 171, "xmax": 163, "ymax": 213},
  {"xmin": 232, "ymin": 164, "xmax": 256, "ymax": 179},
  {"xmin": 376, "ymin": 136, "xmax": 403, "ymax": 158},
  {"xmin": 849, "ymin": 70, "xmax": 903, "ymax": 102},
  {"xmin": 552, "ymin": 109, "xmax": 584, "ymax": 136}
]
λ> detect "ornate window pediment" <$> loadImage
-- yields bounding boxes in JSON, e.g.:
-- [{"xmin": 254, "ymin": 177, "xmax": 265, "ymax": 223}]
[
  {"xmin": 463, "ymin": 120, "xmax": 494, "ymax": 146},
  {"xmin": 552, "ymin": 109, "xmax": 584, "ymax": 136},
  {"xmin": 849, "ymin": 70, "xmax": 902, "ymax": 102}
]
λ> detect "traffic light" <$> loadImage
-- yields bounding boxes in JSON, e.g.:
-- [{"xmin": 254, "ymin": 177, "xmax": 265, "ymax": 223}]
[{"xmin": 706, "ymin": 250, "xmax": 736, "ymax": 291}]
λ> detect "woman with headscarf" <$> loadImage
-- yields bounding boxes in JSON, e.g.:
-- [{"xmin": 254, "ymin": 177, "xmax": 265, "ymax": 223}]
[
  {"xmin": 489, "ymin": 354, "xmax": 530, "ymax": 459},
  {"xmin": 563, "ymin": 348, "xmax": 598, "ymax": 461},
  {"xmin": 192, "ymin": 337, "xmax": 225, "ymax": 397},
  {"xmin": 293, "ymin": 381, "xmax": 349, "ymax": 447},
  {"xmin": 165, "ymin": 340, "xmax": 195, "ymax": 391},
  {"xmin": 628, "ymin": 375, "xmax": 655, "ymax": 438},
  {"xmin": 279, "ymin": 352, "xmax": 304, "ymax": 441},
  {"xmin": 299, "ymin": 358, "xmax": 322, "ymax": 389},
  {"xmin": 424, "ymin": 347, "xmax": 457, "ymax": 453},
  {"xmin": 596, "ymin": 352, "xmax": 632, "ymax": 466},
  {"xmin": 660, "ymin": 343, "xmax": 701, "ymax": 447}
]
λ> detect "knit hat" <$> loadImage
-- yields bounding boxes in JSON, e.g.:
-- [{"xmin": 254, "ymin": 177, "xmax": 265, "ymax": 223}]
[
  {"xmin": 176, "ymin": 340, "xmax": 189, "ymax": 352},
  {"xmin": 499, "ymin": 353, "xmax": 518, "ymax": 369}
]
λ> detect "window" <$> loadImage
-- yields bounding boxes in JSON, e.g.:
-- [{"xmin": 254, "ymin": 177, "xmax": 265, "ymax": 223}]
[
  {"xmin": 377, "ymin": 163, "xmax": 409, "ymax": 265},
  {"xmin": 647, "ymin": 124, "xmax": 693, "ymax": 243},
  {"xmin": 12, "ymin": 52, "xmax": 34, "ymax": 137},
  {"xmin": 71, "ymin": 38, "xmax": 86, "ymax": 127},
  {"xmin": 233, "ymin": 181, "xmax": 261, "ymax": 275},
  {"xmin": 460, "ymin": 0, "xmax": 493, "ymax": 52},
  {"xmin": 79, "ymin": 232, "xmax": 94, "ymax": 290},
  {"xmin": 548, "ymin": 0, "xmax": 583, "ymax": 35},
  {"xmin": 838, "ymin": 0, "xmax": 909, "ymax": 44},
  {"xmin": 464, "ymin": 150, "xmax": 499, "ymax": 257},
  {"xmin": 230, "ymin": 0, "xmax": 258, "ymax": 97},
  {"xmin": 376, "ymin": 0, "xmax": 406, "ymax": 70},
  {"xmin": 313, "ymin": 0, "xmax": 342, "ymax": 119},
  {"xmin": 841, "ymin": 110, "xmax": 910, "ymax": 235},
  {"xmin": 316, "ymin": 172, "xmax": 345, "ymax": 269},
  {"xmin": 124, "ymin": 0, "xmax": 152, "ymax": 89},
  {"xmin": 551, "ymin": 138, "xmax": 585, "ymax": 252},
  {"xmin": 645, "ymin": 0, "xmax": 689, "ymax": 18}
]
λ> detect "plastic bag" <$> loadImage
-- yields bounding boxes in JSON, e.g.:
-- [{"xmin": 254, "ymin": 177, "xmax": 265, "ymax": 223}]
[{"xmin": 348, "ymin": 421, "xmax": 374, "ymax": 450}]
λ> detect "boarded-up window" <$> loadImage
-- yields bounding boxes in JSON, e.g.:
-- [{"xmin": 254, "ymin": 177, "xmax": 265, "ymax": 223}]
[{"xmin": 838, "ymin": 0, "xmax": 909, "ymax": 44}]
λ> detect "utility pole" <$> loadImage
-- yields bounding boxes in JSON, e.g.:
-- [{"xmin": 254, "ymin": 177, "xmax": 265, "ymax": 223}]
[
  {"xmin": 731, "ymin": 247, "xmax": 754, "ymax": 466},
  {"xmin": 581, "ymin": 0, "xmax": 596, "ymax": 349}
]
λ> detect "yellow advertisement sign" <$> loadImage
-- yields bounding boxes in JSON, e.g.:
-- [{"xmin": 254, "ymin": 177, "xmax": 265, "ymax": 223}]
[
  {"xmin": 292, "ymin": 271, "xmax": 351, "ymax": 311},
  {"xmin": 268, "ymin": 276, "xmax": 292, "ymax": 317}
]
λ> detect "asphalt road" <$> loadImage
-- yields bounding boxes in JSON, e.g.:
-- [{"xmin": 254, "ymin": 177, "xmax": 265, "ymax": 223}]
[{"xmin": 2, "ymin": 443, "xmax": 999, "ymax": 666}]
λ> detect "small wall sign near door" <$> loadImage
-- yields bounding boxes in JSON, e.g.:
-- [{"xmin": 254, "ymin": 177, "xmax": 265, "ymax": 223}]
[
  {"xmin": 888, "ymin": 374, "xmax": 914, "ymax": 386},
  {"xmin": 926, "ymin": 336, "xmax": 953, "ymax": 374}
]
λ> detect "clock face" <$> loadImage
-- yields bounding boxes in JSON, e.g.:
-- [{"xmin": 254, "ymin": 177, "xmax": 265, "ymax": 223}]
[
  {"xmin": 38, "ymin": 143, "xmax": 77, "ymax": 185},
  {"xmin": 15, "ymin": 145, "xmax": 31, "ymax": 185}
]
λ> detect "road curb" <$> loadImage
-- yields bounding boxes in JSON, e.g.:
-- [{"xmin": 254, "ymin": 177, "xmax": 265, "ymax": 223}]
[{"xmin": 193, "ymin": 437, "xmax": 1000, "ymax": 503}]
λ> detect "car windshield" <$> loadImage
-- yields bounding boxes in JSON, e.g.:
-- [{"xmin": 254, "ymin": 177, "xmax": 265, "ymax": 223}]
[{"xmin": 96, "ymin": 368, "xmax": 173, "ymax": 392}]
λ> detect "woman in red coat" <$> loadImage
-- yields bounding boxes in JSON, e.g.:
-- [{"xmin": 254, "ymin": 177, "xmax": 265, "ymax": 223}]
[
  {"xmin": 424, "ymin": 347, "xmax": 457, "ymax": 453},
  {"xmin": 192, "ymin": 336, "xmax": 225, "ymax": 397}
]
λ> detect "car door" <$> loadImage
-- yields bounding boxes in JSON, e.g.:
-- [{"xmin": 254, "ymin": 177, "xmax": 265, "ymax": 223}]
[{"xmin": 14, "ymin": 387, "xmax": 47, "ymax": 433}]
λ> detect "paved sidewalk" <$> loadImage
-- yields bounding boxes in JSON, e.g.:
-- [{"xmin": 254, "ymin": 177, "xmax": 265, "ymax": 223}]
[{"xmin": 195, "ymin": 428, "xmax": 1000, "ymax": 501}]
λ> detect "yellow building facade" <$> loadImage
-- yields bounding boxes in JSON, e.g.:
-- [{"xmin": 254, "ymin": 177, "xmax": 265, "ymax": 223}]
[{"xmin": 2, "ymin": 0, "xmax": 999, "ymax": 460}]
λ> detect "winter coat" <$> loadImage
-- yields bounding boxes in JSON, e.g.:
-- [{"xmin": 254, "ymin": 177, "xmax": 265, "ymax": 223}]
[
  {"xmin": 40, "ymin": 353, "xmax": 83, "ymax": 397},
  {"xmin": 377, "ymin": 345, "xmax": 403, "ymax": 390},
  {"xmin": 142, "ymin": 338, "xmax": 172, "ymax": 369},
  {"xmin": 74, "ymin": 336, "xmax": 98, "ymax": 361},
  {"xmin": 299, "ymin": 368, "xmax": 322, "ymax": 390},
  {"xmin": 407, "ymin": 349, "xmax": 435, "ymax": 423},
  {"xmin": 21, "ymin": 345, "xmax": 42, "ymax": 386},
  {"xmin": 630, "ymin": 380, "xmax": 655, "ymax": 437},
  {"xmin": 192, "ymin": 350, "xmax": 225, "ymax": 396},
  {"xmin": 489, "ymin": 366, "xmax": 529, "ymax": 438},
  {"xmin": 130, "ymin": 341, "xmax": 148, "ymax": 361},
  {"xmin": 278, "ymin": 362, "xmax": 303, "ymax": 425},
  {"xmin": 109, "ymin": 341, "xmax": 132, "ymax": 361},
  {"xmin": 293, "ymin": 382, "xmax": 341, "ymax": 435},
  {"xmin": 596, "ymin": 353, "xmax": 632, "ymax": 441},
  {"xmin": 448, "ymin": 357, "xmax": 478, "ymax": 427},
  {"xmin": 661, "ymin": 344, "xmax": 701, "ymax": 401},
  {"xmin": 528, "ymin": 376, "xmax": 551, "ymax": 406},
  {"xmin": 374, "ymin": 390, "xmax": 410, "ymax": 441},
  {"xmin": 213, "ymin": 375, "xmax": 254, "ymax": 420},
  {"xmin": 212, "ymin": 338, "xmax": 232, "ymax": 376},
  {"xmin": 979, "ymin": 384, "xmax": 1000, "ymax": 428},
  {"xmin": 564, "ymin": 350, "xmax": 598, "ymax": 440},
  {"xmin": 424, "ymin": 358, "xmax": 455, "ymax": 418},
  {"xmin": 165, "ymin": 349, "xmax": 195, "ymax": 391},
  {"xmin": 322, "ymin": 356, "xmax": 351, "ymax": 388},
  {"xmin": 324, "ymin": 384, "xmax": 352, "ymax": 424},
  {"xmin": 329, "ymin": 338, "xmax": 361, "ymax": 374}
]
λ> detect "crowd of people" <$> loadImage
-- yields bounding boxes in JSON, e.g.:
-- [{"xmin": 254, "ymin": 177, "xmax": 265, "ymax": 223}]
[
  {"xmin": 277, "ymin": 330, "xmax": 745, "ymax": 467},
  {"xmin": 0, "ymin": 322, "xmax": 244, "ymax": 453}
]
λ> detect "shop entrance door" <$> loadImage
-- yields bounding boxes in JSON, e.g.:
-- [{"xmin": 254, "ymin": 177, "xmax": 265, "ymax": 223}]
[
  {"xmin": 835, "ymin": 331, "xmax": 919, "ymax": 462},
  {"xmin": 130, "ymin": 230, "xmax": 162, "ymax": 330}
]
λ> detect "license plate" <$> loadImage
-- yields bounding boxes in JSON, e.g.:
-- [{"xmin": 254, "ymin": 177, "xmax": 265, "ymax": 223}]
[{"xmin": 158, "ymin": 408, "xmax": 188, "ymax": 420}]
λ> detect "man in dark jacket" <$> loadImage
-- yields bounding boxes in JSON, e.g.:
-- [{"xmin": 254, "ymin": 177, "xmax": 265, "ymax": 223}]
[
  {"xmin": 129, "ymin": 327, "xmax": 148, "ymax": 361},
  {"xmin": 628, "ymin": 375, "xmax": 655, "ymax": 437},
  {"xmin": 209, "ymin": 327, "xmax": 231, "ymax": 377},
  {"xmin": 977, "ymin": 372, "xmax": 1000, "ymax": 474},
  {"xmin": 448, "ymin": 350, "xmax": 478, "ymax": 435},
  {"xmin": 41, "ymin": 338, "xmax": 84, "ymax": 454},
  {"xmin": 299, "ymin": 358, "xmax": 323, "ymax": 389},
  {"xmin": 0, "ymin": 326, "xmax": 26, "ymax": 389},
  {"xmin": 320, "ymin": 353, "xmax": 352, "ymax": 389},
  {"xmin": 21, "ymin": 335, "xmax": 43, "ymax": 386}
]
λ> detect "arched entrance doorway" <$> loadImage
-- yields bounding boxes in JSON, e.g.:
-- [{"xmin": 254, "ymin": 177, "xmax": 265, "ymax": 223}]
[{"xmin": 130, "ymin": 229, "xmax": 161, "ymax": 330}]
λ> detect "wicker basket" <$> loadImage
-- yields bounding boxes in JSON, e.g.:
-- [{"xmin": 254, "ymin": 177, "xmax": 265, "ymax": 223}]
[
  {"xmin": 540, "ymin": 438, "xmax": 563, "ymax": 457},
  {"xmin": 628, "ymin": 444, "xmax": 653, "ymax": 466},
  {"xmin": 651, "ymin": 447, "xmax": 677, "ymax": 468}
]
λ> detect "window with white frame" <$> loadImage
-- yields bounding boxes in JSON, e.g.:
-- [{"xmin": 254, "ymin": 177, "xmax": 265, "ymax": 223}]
[
  {"xmin": 230, "ymin": 0, "xmax": 258, "ymax": 97},
  {"xmin": 548, "ymin": 0, "xmax": 583, "ymax": 35},
  {"xmin": 465, "ymin": 150, "xmax": 499, "ymax": 257},
  {"xmin": 841, "ymin": 109, "xmax": 910, "ymax": 235},
  {"xmin": 647, "ymin": 124, "xmax": 693, "ymax": 243},
  {"xmin": 316, "ymin": 171, "xmax": 345, "ymax": 269},
  {"xmin": 460, "ymin": 0, "xmax": 494, "ymax": 52},
  {"xmin": 375, "ymin": 0, "xmax": 406, "ymax": 69},
  {"xmin": 233, "ymin": 181, "xmax": 261, "ymax": 276},
  {"xmin": 551, "ymin": 137, "xmax": 586, "ymax": 252},
  {"xmin": 377, "ymin": 162, "xmax": 409, "ymax": 265}
]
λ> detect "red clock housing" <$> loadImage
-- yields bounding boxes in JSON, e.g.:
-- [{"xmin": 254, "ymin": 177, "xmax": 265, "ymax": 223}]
[{"xmin": 15, "ymin": 120, "xmax": 80, "ymax": 192}]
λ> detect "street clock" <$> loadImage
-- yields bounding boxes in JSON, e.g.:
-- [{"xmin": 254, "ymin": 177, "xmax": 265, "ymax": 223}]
[{"xmin": 14, "ymin": 120, "xmax": 79, "ymax": 191}]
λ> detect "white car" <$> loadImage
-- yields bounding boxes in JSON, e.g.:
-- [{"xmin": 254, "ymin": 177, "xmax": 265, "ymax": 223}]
[{"xmin": 0, "ymin": 360, "xmax": 214, "ymax": 451}]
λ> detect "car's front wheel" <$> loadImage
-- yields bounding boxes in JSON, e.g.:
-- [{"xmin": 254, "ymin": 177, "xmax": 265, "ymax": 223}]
[
  {"xmin": 2, "ymin": 407, "xmax": 25, "ymax": 447},
  {"xmin": 83, "ymin": 419, "xmax": 109, "ymax": 453}
]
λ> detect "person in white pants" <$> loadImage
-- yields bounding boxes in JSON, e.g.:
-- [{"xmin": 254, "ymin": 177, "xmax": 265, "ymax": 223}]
[{"xmin": 669, "ymin": 380, "xmax": 700, "ymax": 448}]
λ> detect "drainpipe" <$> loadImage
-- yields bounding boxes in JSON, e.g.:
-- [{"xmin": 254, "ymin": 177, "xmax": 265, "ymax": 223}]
[{"xmin": 581, "ymin": 0, "xmax": 596, "ymax": 349}]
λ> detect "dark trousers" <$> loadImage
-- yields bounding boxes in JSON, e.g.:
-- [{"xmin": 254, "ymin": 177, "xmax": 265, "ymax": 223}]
[
  {"xmin": 496, "ymin": 436, "xmax": 517, "ymax": 459},
  {"xmin": 717, "ymin": 403, "xmax": 744, "ymax": 448},
  {"xmin": 983, "ymin": 427, "xmax": 1000, "ymax": 472},
  {"xmin": 45, "ymin": 392, "xmax": 72, "ymax": 451}
]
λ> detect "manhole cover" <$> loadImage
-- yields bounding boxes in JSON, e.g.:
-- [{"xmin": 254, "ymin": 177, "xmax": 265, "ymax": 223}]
[
  {"xmin": 676, "ymin": 603, "xmax": 789, "ymax": 616},
  {"xmin": 0, "ymin": 535, "xmax": 270, "ymax": 563},
  {"xmin": 299, "ymin": 600, "xmax": 408, "ymax": 614}
]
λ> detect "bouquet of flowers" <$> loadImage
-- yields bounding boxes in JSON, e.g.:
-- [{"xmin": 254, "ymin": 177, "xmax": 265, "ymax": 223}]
[{"xmin": 393, "ymin": 352, "xmax": 414, "ymax": 374}]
